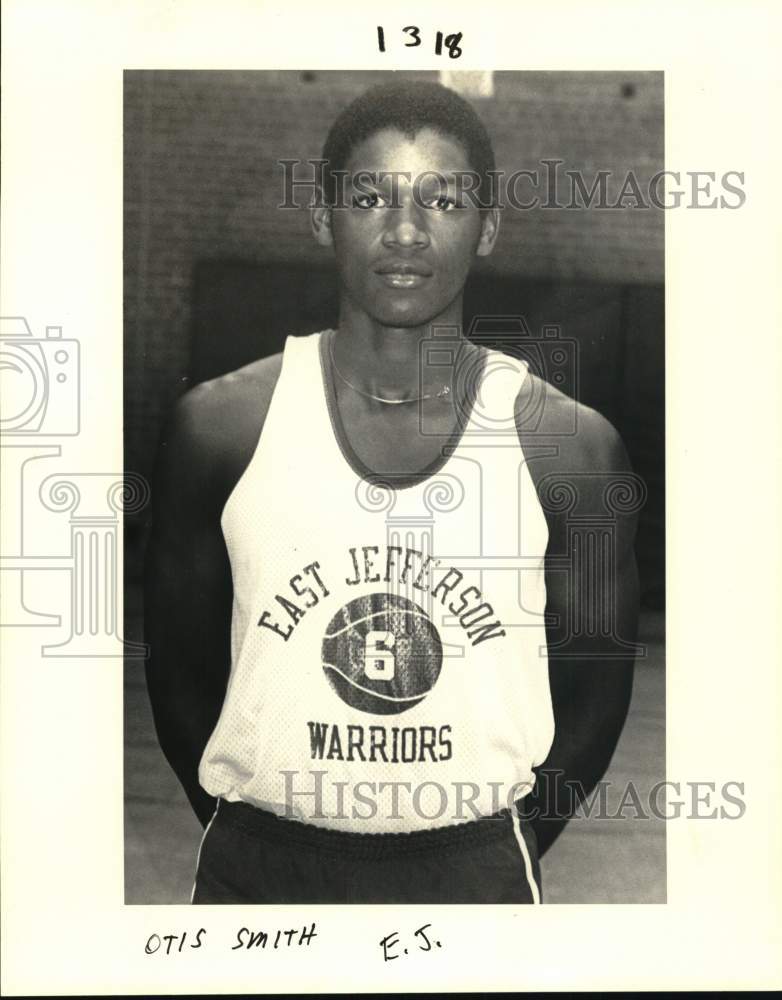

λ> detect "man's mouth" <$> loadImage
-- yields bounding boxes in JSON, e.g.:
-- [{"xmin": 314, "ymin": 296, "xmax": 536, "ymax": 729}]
[{"xmin": 374, "ymin": 261, "xmax": 433, "ymax": 289}]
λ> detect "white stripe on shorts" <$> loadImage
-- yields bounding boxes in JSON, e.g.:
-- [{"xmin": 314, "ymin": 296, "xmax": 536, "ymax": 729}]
[
  {"xmin": 190, "ymin": 799, "xmax": 220, "ymax": 904},
  {"xmin": 511, "ymin": 809, "xmax": 541, "ymax": 905}
]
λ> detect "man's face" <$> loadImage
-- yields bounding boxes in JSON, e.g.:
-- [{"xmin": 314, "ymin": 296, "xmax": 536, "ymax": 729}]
[{"xmin": 322, "ymin": 127, "xmax": 497, "ymax": 329}]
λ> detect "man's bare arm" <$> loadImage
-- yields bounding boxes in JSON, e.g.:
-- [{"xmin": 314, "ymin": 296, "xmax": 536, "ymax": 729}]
[
  {"xmin": 144, "ymin": 388, "xmax": 234, "ymax": 826},
  {"xmin": 519, "ymin": 379, "xmax": 641, "ymax": 855},
  {"xmin": 143, "ymin": 357, "xmax": 281, "ymax": 827}
]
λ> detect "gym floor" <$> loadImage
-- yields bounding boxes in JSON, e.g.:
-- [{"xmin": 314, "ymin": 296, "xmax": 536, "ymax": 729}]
[{"xmin": 124, "ymin": 590, "xmax": 665, "ymax": 905}]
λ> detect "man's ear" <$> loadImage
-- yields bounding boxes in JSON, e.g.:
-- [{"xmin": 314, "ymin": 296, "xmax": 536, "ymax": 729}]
[
  {"xmin": 476, "ymin": 206, "xmax": 501, "ymax": 257},
  {"xmin": 311, "ymin": 192, "xmax": 334, "ymax": 247}
]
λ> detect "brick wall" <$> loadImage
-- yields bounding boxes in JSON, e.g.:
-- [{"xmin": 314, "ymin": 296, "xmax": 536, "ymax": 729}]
[{"xmin": 124, "ymin": 69, "xmax": 663, "ymax": 487}]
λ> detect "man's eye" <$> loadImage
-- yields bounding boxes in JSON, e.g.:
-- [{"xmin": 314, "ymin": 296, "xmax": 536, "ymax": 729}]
[
  {"xmin": 426, "ymin": 194, "xmax": 459, "ymax": 211},
  {"xmin": 353, "ymin": 192, "xmax": 387, "ymax": 209}
]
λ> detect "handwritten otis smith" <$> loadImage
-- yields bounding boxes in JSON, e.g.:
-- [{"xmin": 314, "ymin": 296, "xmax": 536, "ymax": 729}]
[{"xmin": 145, "ymin": 80, "xmax": 640, "ymax": 904}]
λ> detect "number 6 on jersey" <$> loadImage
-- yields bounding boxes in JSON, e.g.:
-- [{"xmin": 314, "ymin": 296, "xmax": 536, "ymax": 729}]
[{"xmin": 364, "ymin": 631, "xmax": 396, "ymax": 680}]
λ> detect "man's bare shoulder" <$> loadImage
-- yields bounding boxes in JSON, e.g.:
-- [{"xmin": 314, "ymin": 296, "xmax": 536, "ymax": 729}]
[
  {"xmin": 177, "ymin": 353, "xmax": 283, "ymax": 437},
  {"xmin": 515, "ymin": 372, "xmax": 630, "ymax": 475},
  {"xmin": 159, "ymin": 353, "xmax": 284, "ymax": 503}
]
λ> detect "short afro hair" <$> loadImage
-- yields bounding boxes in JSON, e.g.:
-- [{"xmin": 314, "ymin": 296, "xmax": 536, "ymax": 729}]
[{"xmin": 320, "ymin": 79, "xmax": 496, "ymax": 207}]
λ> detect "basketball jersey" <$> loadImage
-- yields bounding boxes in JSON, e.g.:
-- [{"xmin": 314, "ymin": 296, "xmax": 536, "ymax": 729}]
[{"xmin": 198, "ymin": 331, "xmax": 554, "ymax": 833}]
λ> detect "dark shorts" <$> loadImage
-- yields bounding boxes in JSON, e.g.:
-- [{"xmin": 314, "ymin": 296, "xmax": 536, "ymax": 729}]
[{"xmin": 191, "ymin": 799, "xmax": 542, "ymax": 905}]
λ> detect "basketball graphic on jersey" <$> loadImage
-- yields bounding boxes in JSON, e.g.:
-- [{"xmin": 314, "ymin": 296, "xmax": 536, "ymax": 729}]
[{"xmin": 321, "ymin": 593, "xmax": 443, "ymax": 715}]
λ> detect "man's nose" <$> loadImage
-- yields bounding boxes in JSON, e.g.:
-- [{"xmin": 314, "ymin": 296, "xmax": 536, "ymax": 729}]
[{"xmin": 382, "ymin": 198, "xmax": 430, "ymax": 248}]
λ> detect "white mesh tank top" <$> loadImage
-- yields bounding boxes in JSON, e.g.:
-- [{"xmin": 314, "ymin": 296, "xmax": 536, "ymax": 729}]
[{"xmin": 199, "ymin": 331, "xmax": 554, "ymax": 832}]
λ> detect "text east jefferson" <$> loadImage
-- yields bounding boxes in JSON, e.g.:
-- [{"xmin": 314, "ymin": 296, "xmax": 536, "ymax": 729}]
[{"xmin": 257, "ymin": 545, "xmax": 506, "ymax": 646}]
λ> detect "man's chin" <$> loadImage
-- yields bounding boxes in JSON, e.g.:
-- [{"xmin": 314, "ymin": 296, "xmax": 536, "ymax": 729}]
[{"xmin": 370, "ymin": 305, "xmax": 444, "ymax": 331}]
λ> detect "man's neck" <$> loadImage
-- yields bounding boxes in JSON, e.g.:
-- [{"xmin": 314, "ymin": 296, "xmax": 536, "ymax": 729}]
[{"xmin": 333, "ymin": 302, "xmax": 467, "ymax": 400}]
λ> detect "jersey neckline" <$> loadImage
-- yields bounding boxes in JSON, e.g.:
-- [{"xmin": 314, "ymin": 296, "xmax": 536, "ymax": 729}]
[{"xmin": 317, "ymin": 329, "xmax": 489, "ymax": 493}]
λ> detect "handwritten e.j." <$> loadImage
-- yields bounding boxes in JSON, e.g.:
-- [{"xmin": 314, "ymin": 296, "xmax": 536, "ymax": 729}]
[{"xmin": 380, "ymin": 923, "xmax": 443, "ymax": 961}]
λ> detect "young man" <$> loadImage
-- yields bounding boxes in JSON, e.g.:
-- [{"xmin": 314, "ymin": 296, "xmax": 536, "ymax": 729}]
[{"xmin": 144, "ymin": 81, "xmax": 640, "ymax": 904}]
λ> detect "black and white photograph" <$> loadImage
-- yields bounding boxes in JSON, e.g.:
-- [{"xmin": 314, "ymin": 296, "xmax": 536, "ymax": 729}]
[
  {"xmin": 124, "ymin": 69, "xmax": 665, "ymax": 906},
  {"xmin": 3, "ymin": 2, "xmax": 781, "ymax": 994}
]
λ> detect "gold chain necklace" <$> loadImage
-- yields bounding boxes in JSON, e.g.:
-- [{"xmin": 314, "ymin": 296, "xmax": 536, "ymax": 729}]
[{"xmin": 327, "ymin": 330, "xmax": 451, "ymax": 405}]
